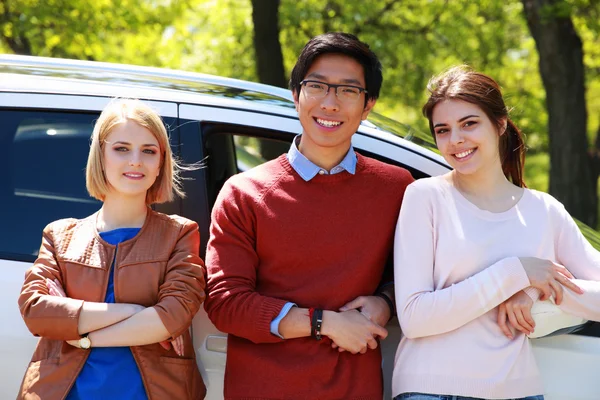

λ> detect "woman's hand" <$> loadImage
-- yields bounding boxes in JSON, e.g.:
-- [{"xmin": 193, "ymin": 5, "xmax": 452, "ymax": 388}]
[
  {"xmin": 322, "ymin": 310, "xmax": 387, "ymax": 354},
  {"xmin": 519, "ymin": 257, "xmax": 583, "ymax": 304},
  {"xmin": 498, "ymin": 290, "xmax": 534, "ymax": 339},
  {"xmin": 339, "ymin": 295, "xmax": 391, "ymax": 328},
  {"xmin": 159, "ymin": 335, "xmax": 184, "ymax": 356}
]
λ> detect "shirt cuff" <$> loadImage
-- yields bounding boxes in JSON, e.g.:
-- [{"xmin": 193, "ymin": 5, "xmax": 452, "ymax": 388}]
[
  {"xmin": 270, "ymin": 302, "xmax": 296, "ymax": 338},
  {"xmin": 523, "ymin": 286, "xmax": 541, "ymax": 302}
]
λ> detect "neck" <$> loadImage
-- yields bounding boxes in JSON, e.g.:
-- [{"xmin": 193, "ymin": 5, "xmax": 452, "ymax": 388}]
[
  {"xmin": 298, "ymin": 136, "xmax": 350, "ymax": 171},
  {"xmin": 452, "ymin": 162, "xmax": 515, "ymax": 201},
  {"xmin": 97, "ymin": 193, "xmax": 149, "ymax": 232}
]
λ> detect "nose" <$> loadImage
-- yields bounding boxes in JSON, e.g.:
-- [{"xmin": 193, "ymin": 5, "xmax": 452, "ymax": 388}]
[
  {"xmin": 320, "ymin": 88, "xmax": 340, "ymax": 112},
  {"xmin": 449, "ymin": 128, "xmax": 464, "ymax": 145},
  {"xmin": 128, "ymin": 150, "xmax": 142, "ymax": 167}
]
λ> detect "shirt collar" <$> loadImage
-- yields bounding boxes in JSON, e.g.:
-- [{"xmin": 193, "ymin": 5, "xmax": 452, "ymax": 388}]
[{"xmin": 286, "ymin": 135, "xmax": 357, "ymax": 181}]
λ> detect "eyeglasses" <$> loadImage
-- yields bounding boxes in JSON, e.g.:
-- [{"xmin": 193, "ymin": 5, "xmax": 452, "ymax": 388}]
[{"xmin": 300, "ymin": 80, "xmax": 367, "ymax": 103}]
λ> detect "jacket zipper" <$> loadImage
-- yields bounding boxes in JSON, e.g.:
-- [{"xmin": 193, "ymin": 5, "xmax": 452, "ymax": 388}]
[{"xmin": 60, "ymin": 246, "xmax": 116, "ymax": 400}]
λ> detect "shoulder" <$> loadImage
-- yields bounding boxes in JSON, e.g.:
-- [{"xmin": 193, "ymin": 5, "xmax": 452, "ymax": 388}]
[
  {"xmin": 359, "ymin": 155, "xmax": 413, "ymax": 182},
  {"xmin": 43, "ymin": 215, "xmax": 95, "ymax": 239},
  {"xmin": 148, "ymin": 210, "xmax": 199, "ymax": 233},
  {"xmin": 219, "ymin": 156, "xmax": 289, "ymax": 202},
  {"xmin": 405, "ymin": 175, "xmax": 447, "ymax": 196},
  {"xmin": 524, "ymin": 188, "xmax": 570, "ymax": 221}
]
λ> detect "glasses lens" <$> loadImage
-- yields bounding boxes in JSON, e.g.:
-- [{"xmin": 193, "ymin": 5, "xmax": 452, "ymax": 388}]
[
  {"xmin": 338, "ymin": 86, "xmax": 361, "ymax": 101},
  {"xmin": 303, "ymin": 81, "xmax": 327, "ymax": 97}
]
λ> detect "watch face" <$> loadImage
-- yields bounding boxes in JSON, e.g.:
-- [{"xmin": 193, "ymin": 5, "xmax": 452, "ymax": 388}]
[{"xmin": 80, "ymin": 337, "xmax": 91, "ymax": 349}]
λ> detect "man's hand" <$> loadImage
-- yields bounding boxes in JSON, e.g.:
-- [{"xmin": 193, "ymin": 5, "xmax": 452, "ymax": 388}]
[
  {"xmin": 339, "ymin": 295, "xmax": 391, "ymax": 328},
  {"xmin": 322, "ymin": 309, "xmax": 388, "ymax": 354},
  {"xmin": 498, "ymin": 290, "xmax": 535, "ymax": 339}
]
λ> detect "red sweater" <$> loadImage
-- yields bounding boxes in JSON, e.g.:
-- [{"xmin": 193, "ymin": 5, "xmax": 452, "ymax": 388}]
[{"xmin": 205, "ymin": 154, "xmax": 413, "ymax": 399}]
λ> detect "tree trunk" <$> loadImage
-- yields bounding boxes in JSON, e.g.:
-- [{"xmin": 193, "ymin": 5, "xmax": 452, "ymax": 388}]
[
  {"xmin": 250, "ymin": 0, "xmax": 289, "ymax": 161},
  {"xmin": 521, "ymin": 0, "xmax": 597, "ymax": 227},
  {"xmin": 250, "ymin": 0, "xmax": 286, "ymax": 88}
]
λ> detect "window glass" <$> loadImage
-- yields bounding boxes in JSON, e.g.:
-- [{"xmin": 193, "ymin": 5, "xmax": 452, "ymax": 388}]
[
  {"xmin": 233, "ymin": 135, "xmax": 289, "ymax": 172},
  {"xmin": 0, "ymin": 110, "xmax": 101, "ymax": 260}
]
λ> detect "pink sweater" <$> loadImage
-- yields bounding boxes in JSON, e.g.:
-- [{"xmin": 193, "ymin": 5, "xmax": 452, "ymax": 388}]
[{"xmin": 393, "ymin": 176, "xmax": 600, "ymax": 399}]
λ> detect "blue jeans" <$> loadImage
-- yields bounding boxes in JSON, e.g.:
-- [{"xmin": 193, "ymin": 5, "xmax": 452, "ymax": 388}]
[{"xmin": 394, "ymin": 394, "xmax": 544, "ymax": 400}]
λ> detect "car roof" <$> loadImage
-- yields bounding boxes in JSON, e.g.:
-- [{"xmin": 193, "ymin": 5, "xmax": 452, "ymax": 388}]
[{"xmin": 0, "ymin": 54, "xmax": 443, "ymax": 160}]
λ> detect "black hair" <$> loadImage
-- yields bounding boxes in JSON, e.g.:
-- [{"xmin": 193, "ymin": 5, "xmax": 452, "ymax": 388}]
[{"xmin": 289, "ymin": 32, "xmax": 383, "ymax": 104}]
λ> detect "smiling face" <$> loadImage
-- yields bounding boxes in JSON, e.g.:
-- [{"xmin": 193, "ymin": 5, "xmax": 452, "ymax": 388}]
[
  {"xmin": 432, "ymin": 99, "xmax": 505, "ymax": 177},
  {"xmin": 293, "ymin": 53, "xmax": 375, "ymax": 163},
  {"xmin": 102, "ymin": 119, "xmax": 162, "ymax": 200}
]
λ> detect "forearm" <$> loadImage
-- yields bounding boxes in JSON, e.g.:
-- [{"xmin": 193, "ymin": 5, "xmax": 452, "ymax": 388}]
[
  {"xmin": 398, "ymin": 257, "xmax": 529, "ymax": 338},
  {"xmin": 78, "ymin": 302, "xmax": 144, "ymax": 334},
  {"xmin": 88, "ymin": 307, "xmax": 170, "ymax": 347},
  {"xmin": 205, "ymin": 289, "xmax": 288, "ymax": 343},
  {"xmin": 278, "ymin": 307, "xmax": 312, "ymax": 339},
  {"xmin": 558, "ymin": 279, "xmax": 600, "ymax": 321}
]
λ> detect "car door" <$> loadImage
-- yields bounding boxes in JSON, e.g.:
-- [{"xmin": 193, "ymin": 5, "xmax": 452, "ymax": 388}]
[{"xmin": 0, "ymin": 93, "xmax": 177, "ymax": 399}]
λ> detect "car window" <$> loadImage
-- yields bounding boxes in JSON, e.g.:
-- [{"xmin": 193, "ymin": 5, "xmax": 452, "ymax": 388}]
[
  {"xmin": 233, "ymin": 136, "xmax": 288, "ymax": 172},
  {"xmin": 0, "ymin": 110, "xmax": 102, "ymax": 260}
]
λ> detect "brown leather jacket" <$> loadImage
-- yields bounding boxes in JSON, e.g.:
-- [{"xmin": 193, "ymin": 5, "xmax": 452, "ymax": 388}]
[{"xmin": 18, "ymin": 210, "xmax": 207, "ymax": 400}]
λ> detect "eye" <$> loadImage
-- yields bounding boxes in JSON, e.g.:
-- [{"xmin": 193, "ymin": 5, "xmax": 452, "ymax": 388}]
[
  {"xmin": 463, "ymin": 120, "xmax": 477, "ymax": 128},
  {"xmin": 308, "ymin": 82, "xmax": 325, "ymax": 89},
  {"xmin": 114, "ymin": 146, "xmax": 128, "ymax": 152},
  {"xmin": 143, "ymin": 149, "xmax": 157, "ymax": 155},
  {"xmin": 434, "ymin": 128, "xmax": 448, "ymax": 135}
]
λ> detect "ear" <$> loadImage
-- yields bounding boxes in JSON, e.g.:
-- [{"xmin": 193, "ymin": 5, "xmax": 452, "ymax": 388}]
[
  {"xmin": 292, "ymin": 89, "xmax": 300, "ymax": 110},
  {"xmin": 361, "ymin": 98, "xmax": 377, "ymax": 120},
  {"xmin": 498, "ymin": 117, "xmax": 508, "ymax": 135}
]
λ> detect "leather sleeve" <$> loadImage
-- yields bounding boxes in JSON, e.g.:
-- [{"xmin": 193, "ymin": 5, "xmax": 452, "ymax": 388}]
[
  {"xmin": 153, "ymin": 220, "xmax": 206, "ymax": 339},
  {"xmin": 18, "ymin": 223, "xmax": 84, "ymax": 340}
]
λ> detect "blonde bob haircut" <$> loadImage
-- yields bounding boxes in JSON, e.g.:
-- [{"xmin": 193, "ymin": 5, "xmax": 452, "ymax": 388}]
[{"xmin": 86, "ymin": 99, "xmax": 185, "ymax": 204}]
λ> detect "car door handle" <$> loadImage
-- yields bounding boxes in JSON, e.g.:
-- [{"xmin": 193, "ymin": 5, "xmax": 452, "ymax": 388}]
[{"xmin": 206, "ymin": 335, "xmax": 227, "ymax": 353}]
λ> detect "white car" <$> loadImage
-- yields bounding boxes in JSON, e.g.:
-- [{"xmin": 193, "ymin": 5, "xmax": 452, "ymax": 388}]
[{"xmin": 1, "ymin": 55, "xmax": 598, "ymax": 399}]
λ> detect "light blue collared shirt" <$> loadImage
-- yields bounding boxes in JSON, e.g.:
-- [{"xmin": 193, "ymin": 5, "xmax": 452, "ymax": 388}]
[
  {"xmin": 286, "ymin": 135, "xmax": 357, "ymax": 181},
  {"xmin": 269, "ymin": 135, "xmax": 358, "ymax": 338}
]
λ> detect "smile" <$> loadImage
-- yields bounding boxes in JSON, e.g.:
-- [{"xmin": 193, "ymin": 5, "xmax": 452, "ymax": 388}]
[
  {"xmin": 123, "ymin": 172, "xmax": 145, "ymax": 179},
  {"xmin": 454, "ymin": 149, "xmax": 475, "ymax": 159},
  {"xmin": 315, "ymin": 118, "xmax": 342, "ymax": 128}
]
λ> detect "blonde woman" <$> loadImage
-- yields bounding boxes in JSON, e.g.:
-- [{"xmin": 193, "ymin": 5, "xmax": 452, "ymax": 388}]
[{"xmin": 18, "ymin": 99, "xmax": 206, "ymax": 400}]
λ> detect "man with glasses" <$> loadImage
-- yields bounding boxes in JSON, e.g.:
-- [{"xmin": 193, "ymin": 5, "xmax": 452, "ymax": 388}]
[{"xmin": 205, "ymin": 32, "xmax": 414, "ymax": 399}]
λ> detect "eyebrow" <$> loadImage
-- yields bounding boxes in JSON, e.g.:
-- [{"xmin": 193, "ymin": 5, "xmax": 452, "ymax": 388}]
[
  {"xmin": 433, "ymin": 114, "xmax": 480, "ymax": 128},
  {"xmin": 112, "ymin": 141, "xmax": 159, "ymax": 147},
  {"xmin": 305, "ymin": 72, "xmax": 363, "ymax": 86}
]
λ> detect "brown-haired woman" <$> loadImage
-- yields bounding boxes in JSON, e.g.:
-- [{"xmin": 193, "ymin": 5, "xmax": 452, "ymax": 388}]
[
  {"xmin": 18, "ymin": 99, "xmax": 206, "ymax": 400},
  {"xmin": 392, "ymin": 66, "xmax": 600, "ymax": 400}
]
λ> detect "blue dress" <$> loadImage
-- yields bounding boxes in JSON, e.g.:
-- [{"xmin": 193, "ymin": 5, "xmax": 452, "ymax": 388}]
[{"xmin": 66, "ymin": 228, "xmax": 147, "ymax": 400}]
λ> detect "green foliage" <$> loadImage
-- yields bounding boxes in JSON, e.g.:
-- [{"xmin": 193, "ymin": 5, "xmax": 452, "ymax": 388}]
[{"xmin": 2, "ymin": 0, "xmax": 600, "ymax": 205}]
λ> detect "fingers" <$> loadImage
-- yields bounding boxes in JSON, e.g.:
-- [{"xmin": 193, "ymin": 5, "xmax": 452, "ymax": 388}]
[
  {"xmin": 175, "ymin": 336, "xmax": 184, "ymax": 356},
  {"xmin": 339, "ymin": 296, "xmax": 366, "ymax": 312},
  {"xmin": 371, "ymin": 323, "xmax": 388, "ymax": 340},
  {"xmin": 366, "ymin": 336, "xmax": 378, "ymax": 350},
  {"xmin": 497, "ymin": 304, "xmax": 513, "ymax": 339},
  {"xmin": 159, "ymin": 340, "xmax": 171, "ymax": 350},
  {"xmin": 506, "ymin": 304, "xmax": 533, "ymax": 335},
  {"xmin": 555, "ymin": 264, "xmax": 575, "ymax": 279},
  {"xmin": 561, "ymin": 277, "xmax": 584, "ymax": 295},
  {"xmin": 550, "ymin": 280, "xmax": 563, "ymax": 305}
]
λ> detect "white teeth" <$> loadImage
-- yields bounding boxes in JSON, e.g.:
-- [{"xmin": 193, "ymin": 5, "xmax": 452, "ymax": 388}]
[
  {"xmin": 124, "ymin": 173, "xmax": 143, "ymax": 178},
  {"xmin": 316, "ymin": 118, "xmax": 341, "ymax": 128},
  {"xmin": 455, "ymin": 149, "xmax": 474, "ymax": 159}
]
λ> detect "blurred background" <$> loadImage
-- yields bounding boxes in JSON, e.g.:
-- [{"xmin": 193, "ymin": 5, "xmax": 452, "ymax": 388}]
[{"xmin": 1, "ymin": 0, "xmax": 599, "ymax": 227}]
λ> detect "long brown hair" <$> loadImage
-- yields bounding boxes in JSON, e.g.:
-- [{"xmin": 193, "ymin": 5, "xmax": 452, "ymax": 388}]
[{"xmin": 422, "ymin": 66, "xmax": 526, "ymax": 187}]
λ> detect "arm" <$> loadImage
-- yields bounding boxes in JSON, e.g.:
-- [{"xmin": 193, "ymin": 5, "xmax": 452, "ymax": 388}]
[
  {"xmin": 553, "ymin": 204, "xmax": 600, "ymax": 321},
  {"xmin": 203, "ymin": 182, "xmax": 289, "ymax": 344},
  {"xmin": 394, "ymin": 184, "xmax": 531, "ymax": 339},
  {"xmin": 18, "ymin": 224, "xmax": 85, "ymax": 340},
  {"xmin": 80, "ymin": 221, "xmax": 206, "ymax": 346},
  {"xmin": 46, "ymin": 278, "xmax": 145, "ymax": 335}
]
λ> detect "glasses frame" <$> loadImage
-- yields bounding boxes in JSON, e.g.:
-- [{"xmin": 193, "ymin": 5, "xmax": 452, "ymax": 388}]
[{"xmin": 299, "ymin": 80, "xmax": 368, "ymax": 102}]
